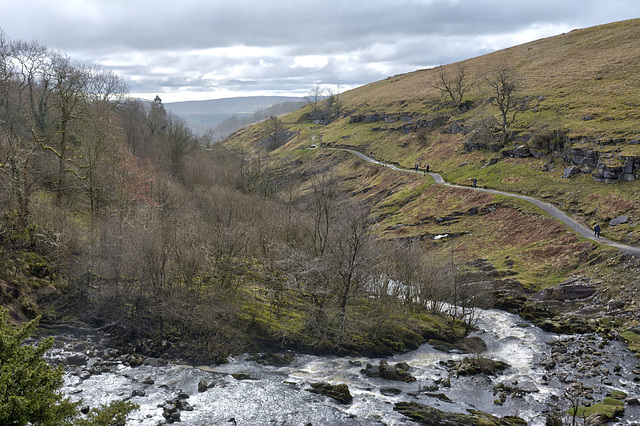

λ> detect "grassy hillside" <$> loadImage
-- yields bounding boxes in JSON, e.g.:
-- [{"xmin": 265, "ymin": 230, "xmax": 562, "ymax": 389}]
[{"xmin": 223, "ymin": 18, "xmax": 640, "ymax": 294}]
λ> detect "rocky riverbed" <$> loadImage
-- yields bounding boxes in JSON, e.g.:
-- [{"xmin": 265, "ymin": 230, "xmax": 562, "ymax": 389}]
[{"xmin": 37, "ymin": 307, "xmax": 640, "ymax": 425}]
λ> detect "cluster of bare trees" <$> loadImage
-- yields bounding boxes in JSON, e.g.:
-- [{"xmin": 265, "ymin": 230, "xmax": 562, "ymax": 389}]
[
  {"xmin": 434, "ymin": 62, "xmax": 524, "ymax": 143},
  {"xmin": 306, "ymin": 85, "xmax": 343, "ymax": 124},
  {"xmin": 1, "ymin": 30, "xmax": 493, "ymax": 359}
]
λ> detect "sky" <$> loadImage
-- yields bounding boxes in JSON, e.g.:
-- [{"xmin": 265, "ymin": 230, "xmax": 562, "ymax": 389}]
[{"xmin": 1, "ymin": 0, "xmax": 639, "ymax": 103}]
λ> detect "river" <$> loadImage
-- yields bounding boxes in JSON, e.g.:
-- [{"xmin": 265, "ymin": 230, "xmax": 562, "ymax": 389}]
[{"xmin": 41, "ymin": 308, "xmax": 640, "ymax": 425}]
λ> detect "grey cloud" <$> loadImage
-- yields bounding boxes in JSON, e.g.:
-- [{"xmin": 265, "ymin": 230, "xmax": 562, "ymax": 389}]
[{"xmin": 1, "ymin": 0, "xmax": 638, "ymax": 101}]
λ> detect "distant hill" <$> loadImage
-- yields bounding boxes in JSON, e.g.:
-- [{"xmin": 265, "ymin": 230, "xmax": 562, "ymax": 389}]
[{"xmin": 165, "ymin": 96, "xmax": 306, "ymax": 136}]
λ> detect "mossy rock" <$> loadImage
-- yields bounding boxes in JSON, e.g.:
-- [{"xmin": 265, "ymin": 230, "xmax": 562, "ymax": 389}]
[
  {"xmin": 609, "ymin": 390, "xmax": 627, "ymax": 400},
  {"xmin": 394, "ymin": 401, "xmax": 527, "ymax": 425},
  {"xmin": 492, "ymin": 292, "xmax": 527, "ymax": 313},
  {"xmin": 308, "ymin": 382, "xmax": 352, "ymax": 404},
  {"xmin": 231, "ymin": 373, "xmax": 256, "ymax": 380},
  {"xmin": 534, "ymin": 317, "xmax": 596, "ymax": 334},
  {"xmin": 361, "ymin": 359, "xmax": 417, "ymax": 382},
  {"xmin": 428, "ymin": 339, "xmax": 464, "ymax": 353},
  {"xmin": 450, "ymin": 357, "xmax": 509, "ymax": 376},
  {"xmin": 569, "ymin": 396, "xmax": 625, "ymax": 420}
]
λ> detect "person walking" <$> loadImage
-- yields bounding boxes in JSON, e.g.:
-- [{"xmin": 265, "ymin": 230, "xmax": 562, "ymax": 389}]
[
  {"xmin": 472, "ymin": 178, "xmax": 477, "ymax": 188},
  {"xmin": 594, "ymin": 223, "xmax": 601, "ymax": 238}
]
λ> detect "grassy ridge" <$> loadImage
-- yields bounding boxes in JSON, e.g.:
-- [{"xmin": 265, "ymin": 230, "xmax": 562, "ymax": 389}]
[{"xmin": 224, "ymin": 19, "xmax": 640, "ymax": 293}]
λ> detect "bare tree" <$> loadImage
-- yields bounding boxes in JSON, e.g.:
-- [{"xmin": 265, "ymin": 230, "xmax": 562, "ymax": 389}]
[
  {"xmin": 306, "ymin": 175, "xmax": 339, "ymax": 256},
  {"xmin": 485, "ymin": 64, "xmax": 522, "ymax": 143},
  {"xmin": 324, "ymin": 87, "xmax": 343, "ymax": 118},
  {"xmin": 265, "ymin": 114, "xmax": 284, "ymax": 151},
  {"xmin": 307, "ymin": 84, "xmax": 324, "ymax": 113},
  {"xmin": 38, "ymin": 53, "xmax": 92, "ymax": 203},
  {"xmin": 434, "ymin": 63, "xmax": 473, "ymax": 105},
  {"xmin": 165, "ymin": 112, "xmax": 198, "ymax": 181},
  {"xmin": 0, "ymin": 41, "xmax": 52, "ymax": 235},
  {"xmin": 329, "ymin": 203, "xmax": 376, "ymax": 313}
]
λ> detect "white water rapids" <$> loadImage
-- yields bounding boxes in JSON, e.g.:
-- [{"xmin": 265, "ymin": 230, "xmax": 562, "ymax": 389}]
[{"xmin": 43, "ymin": 308, "xmax": 640, "ymax": 425}]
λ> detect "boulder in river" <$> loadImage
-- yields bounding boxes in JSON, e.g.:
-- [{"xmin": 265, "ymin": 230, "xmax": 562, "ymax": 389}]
[
  {"xmin": 361, "ymin": 360, "xmax": 417, "ymax": 382},
  {"xmin": 308, "ymin": 382, "xmax": 353, "ymax": 404},
  {"xmin": 448, "ymin": 356, "xmax": 509, "ymax": 377},
  {"xmin": 246, "ymin": 352, "xmax": 295, "ymax": 366},
  {"xmin": 394, "ymin": 401, "xmax": 527, "ymax": 425}
]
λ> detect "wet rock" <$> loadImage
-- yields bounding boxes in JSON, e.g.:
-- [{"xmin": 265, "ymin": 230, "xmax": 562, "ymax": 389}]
[
  {"xmin": 231, "ymin": 373, "xmax": 256, "ymax": 381},
  {"xmin": 308, "ymin": 382, "xmax": 353, "ymax": 404},
  {"xmin": 246, "ymin": 352, "xmax": 295, "ymax": 366},
  {"xmin": 66, "ymin": 354, "xmax": 88, "ymax": 366},
  {"xmin": 122, "ymin": 354, "xmax": 144, "ymax": 367},
  {"xmin": 462, "ymin": 336, "xmax": 487, "ymax": 353},
  {"xmin": 131, "ymin": 389, "xmax": 146, "ymax": 397},
  {"xmin": 161, "ymin": 396, "xmax": 194, "ymax": 423},
  {"xmin": 428, "ymin": 339, "xmax": 464, "ymax": 353},
  {"xmin": 198, "ymin": 380, "xmax": 209, "ymax": 392},
  {"xmin": 534, "ymin": 316, "xmax": 596, "ymax": 334},
  {"xmin": 143, "ymin": 357, "xmax": 165, "ymax": 367},
  {"xmin": 142, "ymin": 377, "xmax": 155, "ymax": 385},
  {"xmin": 448, "ymin": 357, "xmax": 509, "ymax": 377},
  {"xmin": 361, "ymin": 360, "xmax": 417, "ymax": 382},
  {"xmin": 626, "ymin": 396, "xmax": 640, "ymax": 405},
  {"xmin": 425, "ymin": 392, "xmax": 452, "ymax": 402},
  {"xmin": 162, "ymin": 401, "xmax": 180, "ymax": 423},
  {"xmin": 380, "ymin": 387, "xmax": 402, "ymax": 396},
  {"xmin": 541, "ymin": 358, "xmax": 556, "ymax": 370},
  {"xmin": 394, "ymin": 401, "xmax": 527, "ymax": 425},
  {"xmin": 494, "ymin": 380, "xmax": 539, "ymax": 397},
  {"xmin": 395, "ymin": 362, "xmax": 410, "ymax": 371}
]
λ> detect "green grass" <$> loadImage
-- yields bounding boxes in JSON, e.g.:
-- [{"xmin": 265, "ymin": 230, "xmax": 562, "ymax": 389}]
[
  {"xmin": 568, "ymin": 397, "xmax": 624, "ymax": 420},
  {"xmin": 223, "ymin": 19, "xmax": 640, "ymax": 291}
]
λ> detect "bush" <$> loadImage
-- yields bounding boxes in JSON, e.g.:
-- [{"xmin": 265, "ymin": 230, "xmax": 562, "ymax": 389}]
[{"xmin": 0, "ymin": 307, "xmax": 138, "ymax": 425}]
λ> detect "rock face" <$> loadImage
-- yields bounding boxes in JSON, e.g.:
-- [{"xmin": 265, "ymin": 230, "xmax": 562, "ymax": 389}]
[
  {"xmin": 532, "ymin": 277, "xmax": 597, "ymax": 301},
  {"xmin": 565, "ymin": 142, "xmax": 640, "ymax": 182}
]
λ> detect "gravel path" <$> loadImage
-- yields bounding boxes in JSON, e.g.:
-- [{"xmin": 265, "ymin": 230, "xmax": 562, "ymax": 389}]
[{"xmin": 339, "ymin": 148, "xmax": 640, "ymax": 255}]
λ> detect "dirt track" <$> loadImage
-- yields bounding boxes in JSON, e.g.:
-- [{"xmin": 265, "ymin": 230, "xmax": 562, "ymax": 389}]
[{"xmin": 339, "ymin": 148, "xmax": 640, "ymax": 255}]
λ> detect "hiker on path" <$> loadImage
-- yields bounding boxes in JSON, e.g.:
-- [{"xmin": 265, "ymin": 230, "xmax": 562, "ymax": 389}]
[
  {"xmin": 472, "ymin": 178, "xmax": 477, "ymax": 188},
  {"xmin": 594, "ymin": 223, "xmax": 601, "ymax": 238},
  {"xmin": 415, "ymin": 164, "xmax": 418, "ymax": 171}
]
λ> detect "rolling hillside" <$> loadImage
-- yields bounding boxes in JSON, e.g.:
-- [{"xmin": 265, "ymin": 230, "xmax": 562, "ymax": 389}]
[{"xmin": 223, "ymin": 18, "xmax": 640, "ymax": 296}]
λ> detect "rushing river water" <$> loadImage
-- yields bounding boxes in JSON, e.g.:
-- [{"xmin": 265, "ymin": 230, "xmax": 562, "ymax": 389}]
[{"xmin": 41, "ymin": 309, "xmax": 640, "ymax": 425}]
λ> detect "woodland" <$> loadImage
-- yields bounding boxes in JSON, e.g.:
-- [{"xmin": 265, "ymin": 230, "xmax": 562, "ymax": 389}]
[{"xmin": 0, "ymin": 31, "xmax": 474, "ymax": 365}]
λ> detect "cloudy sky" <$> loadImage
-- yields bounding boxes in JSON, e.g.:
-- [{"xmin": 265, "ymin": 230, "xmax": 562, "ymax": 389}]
[{"xmin": 1, "ymin": 0, "xmax": 638, "ymax": 103}]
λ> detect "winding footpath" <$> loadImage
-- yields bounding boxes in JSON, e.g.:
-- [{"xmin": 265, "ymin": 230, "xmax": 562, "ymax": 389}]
[{"xmin": 338, "ymin": 148, "xmax": 640, "ymax": 255}]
